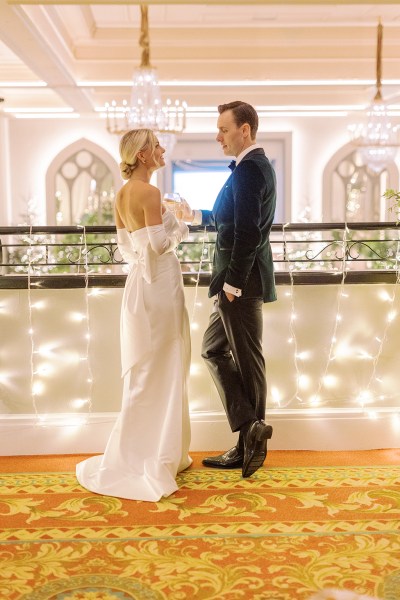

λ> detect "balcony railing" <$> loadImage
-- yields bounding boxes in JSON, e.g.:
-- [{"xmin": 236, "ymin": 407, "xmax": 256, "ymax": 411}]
[{"xmin": 1, "ymin": 222, "xmax": 399, "ymax": 287}]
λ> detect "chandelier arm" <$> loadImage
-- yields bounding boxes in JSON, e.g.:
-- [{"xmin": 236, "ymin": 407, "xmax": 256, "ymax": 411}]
[
  {"xmin": 139, "ymin": 5, "xmax": 151, "ymax": 69},
  {"xmin": 374, "ymin": 19, "xmax": 383, "ymax": 102}
]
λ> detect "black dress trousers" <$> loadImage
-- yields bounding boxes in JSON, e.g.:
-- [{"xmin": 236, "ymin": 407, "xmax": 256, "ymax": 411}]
[{"xmin": 201, "ymin": 267, "xmax": 267, "ymax": 433}]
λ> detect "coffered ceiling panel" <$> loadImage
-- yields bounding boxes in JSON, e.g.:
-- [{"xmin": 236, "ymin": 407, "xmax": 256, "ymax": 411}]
[{"xmin": 1, "ymin": 1, "xmax": 400, "ymax": 120}]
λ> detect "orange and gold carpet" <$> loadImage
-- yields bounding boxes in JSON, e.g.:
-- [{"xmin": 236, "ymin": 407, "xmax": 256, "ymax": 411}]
[{"xmin": 0, "ymin": 450, "xmax": 400, "ymax": 600}]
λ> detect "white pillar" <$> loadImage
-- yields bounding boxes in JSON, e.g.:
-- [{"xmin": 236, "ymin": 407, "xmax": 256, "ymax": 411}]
[{"xmin": 0, "ymin": 114, "xmax": 12, "ymax": 225}]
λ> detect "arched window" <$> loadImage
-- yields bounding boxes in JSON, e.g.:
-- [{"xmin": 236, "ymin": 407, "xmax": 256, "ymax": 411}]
[
  {"xmin": 46, "ymin": 139, "xmax": 121, "ymax": 225},
  {"xmin": 323, "ymin": 142, "xmax": 399, "ymax": 222}
]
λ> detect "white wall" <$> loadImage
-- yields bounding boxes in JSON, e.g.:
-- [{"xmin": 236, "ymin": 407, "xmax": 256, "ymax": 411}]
[
  {"xmin": 0, "ymin": 114, "xmax": 12, "ymax": 225},
  {"xmin": 7, "ymin": 116, "xmax": 121, "ymax": 225},
  {"xmin": 5, "ymin": 112, "xmax": 395, "ymax": 226},
  {"xmin": 0, "ymin": 283, "xmax": 399, "ymax": 455}
]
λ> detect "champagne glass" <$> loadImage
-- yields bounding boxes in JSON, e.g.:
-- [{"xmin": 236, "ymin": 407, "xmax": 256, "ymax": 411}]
[{"xmin": 163, "ymin": 192, "xmax": 182, "ymax": 215}]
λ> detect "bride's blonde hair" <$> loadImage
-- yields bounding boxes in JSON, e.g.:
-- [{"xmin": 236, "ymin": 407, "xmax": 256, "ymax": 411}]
[{"xmin": 119, "ymin": 129, "xmax": 158, "ymax": 180}]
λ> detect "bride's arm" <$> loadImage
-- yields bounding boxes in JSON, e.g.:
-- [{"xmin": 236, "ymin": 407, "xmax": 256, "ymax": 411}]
[
  {"xmin": 147, "ymin": 222, "xmax": 189, "ymax": 255},
  {"xmin": 144, "ymin": 187, "xmax": 188, "ymax": 255}
]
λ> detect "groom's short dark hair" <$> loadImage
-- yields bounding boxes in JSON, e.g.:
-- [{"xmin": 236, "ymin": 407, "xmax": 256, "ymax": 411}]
[{"xmin": 218, "ymin": 101, "xmax": 258, "ymax": 139}]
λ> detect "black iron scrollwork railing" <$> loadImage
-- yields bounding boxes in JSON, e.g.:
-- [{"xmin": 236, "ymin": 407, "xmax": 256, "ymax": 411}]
[{"xmin": 0, "ymin": 222, "xmax": 399, "ymax": 287}]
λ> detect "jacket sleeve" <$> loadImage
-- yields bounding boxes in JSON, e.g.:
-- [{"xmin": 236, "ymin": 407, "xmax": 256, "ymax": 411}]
[{"xmin": 199, "ymin": 209, "xmax": 215, "ymax": 227}]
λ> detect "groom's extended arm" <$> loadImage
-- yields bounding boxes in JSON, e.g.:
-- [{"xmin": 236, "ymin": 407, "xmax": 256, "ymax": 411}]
[{"xmin": 180, "ymin": 199, "xmax": 215, "ymax": 227}]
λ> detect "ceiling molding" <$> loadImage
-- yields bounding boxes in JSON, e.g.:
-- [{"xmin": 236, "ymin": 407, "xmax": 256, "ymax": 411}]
[
  {"xmin": 7, "ymin": 0, "xmax": 400, "ymax": 5},
  {"xmin": 2, "ymin": 1, "xmax": 400, "ymax": 115}
]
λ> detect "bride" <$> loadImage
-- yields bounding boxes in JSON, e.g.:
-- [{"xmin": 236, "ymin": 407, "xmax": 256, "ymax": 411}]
[{"xmin": 76, "ymin": 129, "xmax": 192, "ymax": 501}]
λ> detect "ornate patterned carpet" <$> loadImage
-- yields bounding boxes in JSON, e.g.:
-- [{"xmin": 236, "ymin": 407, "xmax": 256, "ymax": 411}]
[{"xmin": 0, "ymin": 451, "xmax": 400, "ymax": 600}]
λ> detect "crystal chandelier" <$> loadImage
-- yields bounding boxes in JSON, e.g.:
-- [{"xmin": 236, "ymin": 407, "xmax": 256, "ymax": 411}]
[
  {"xmin": 348, "ymin": 20, "xmax": 399, "ymax": 174},
  {"xmin": 105, "ymin": 4, "xmax": 187, "ymax": 147}
]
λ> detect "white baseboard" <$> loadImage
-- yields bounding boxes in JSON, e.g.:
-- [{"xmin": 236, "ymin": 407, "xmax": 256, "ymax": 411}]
[{"xmin": 0, "ymin": 409, "xmax": 399, "ymax": 456}]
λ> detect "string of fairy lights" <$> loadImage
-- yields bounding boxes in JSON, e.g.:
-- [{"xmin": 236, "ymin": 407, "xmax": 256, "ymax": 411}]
[
  {"xmin": 276, "ymin": 221, "xmax": 400, "ymax": 424},
  {"xmin": 189, "ymin": 225, "xmax": 208, "ymax": 327},
  {"xmin": 75, "ymin": 225, "xmax": 94, "ymax": 418},
  {"xmin": 364, "ymin": 230, "xmax": 400, "ymax": 404},
  {"xmin": 25, "ymin": 225, "xmax": 95, "ymax": 428},
  {"xmin": 27, "ymin": 225, "xmax": 39, "ymax": 418},
  {"xmin": 276, "ymin": 223, "xmax": 350, "ymax": 408},
  {"xmin": 22, "ymin": 219, "xmax": 207, "ymax": 430},
  {"xmin": 1, "ymin": 214, "xmax": 400, "ymax": 435}
]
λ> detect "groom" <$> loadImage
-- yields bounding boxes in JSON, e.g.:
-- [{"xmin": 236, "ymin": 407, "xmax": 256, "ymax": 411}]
[{"xmin": 186, "ymin": 100, "xmax": 277, "ymax": 478}]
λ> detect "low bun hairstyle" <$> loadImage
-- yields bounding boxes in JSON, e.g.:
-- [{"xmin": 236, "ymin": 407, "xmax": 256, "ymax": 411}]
[{"xmin": 119, "ymin": 129, "xmax": 158, "ymax": 180}]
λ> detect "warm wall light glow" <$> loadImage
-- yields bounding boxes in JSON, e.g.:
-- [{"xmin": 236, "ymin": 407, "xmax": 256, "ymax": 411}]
[
  {"xmin": 37, "ymin": 415, "xmax": 49, "ymax": 426},
  {"xmin": 298, "ymin": 374, "xmax": 311, "ymax": 390},
  {"xmin": 71, "ymin": 399, "xmax": 89, "ymax": 409},
  {"xmin": 32, "ymin": 301, "xmax": 46, "ymax": 310},
  {"xmin": 392, "ymin": 414, "xmax": 400, "ymax": 431},
  {"xmin": 357, "ymin": 390, "xmax": 373, "ymax": 407},
  {"xmin": 332, "ymin": 344, "xmax": 352, "ymax": 359},
  {"xmin": 71, "ymin": 312, "xmax": 86, "ymax": 322},
  {"xmin": 36, "ymin": 344, "xmax": 57, "ymax": 358},
  {"xmin": 0, "ymin": 372, "xmax": 10, "ymax": 384},
  {"xmin": 323, "ymin": 375, "xmax": 337, "ymax": 388},
  {"xmin": 35, "ymin": 364, "xmax": 53, "ymax": 377},
  {"xmin": 32, "ymin": 381, "xmax": 44, "ymax": 396},
  {"xmin": 270, "ymin": 387, "xmax": 281, "ymax": 405},
  {"xmin": 367, "ymin": 411, "xmax": 378, "ymax": 420},
  {"xmin": 387, "ymin": 310, "xmax": 397, "ymax": 323},
  {"xmin": 379, "ymin": 290, "xmax": 392, "ymax": 302},
  {"xmin": 358, "ymin": 350, "xmax": 373, "ymax": 360},
  {"xmin": 190, "ymin": 363, "xmax": 200, "ymax": 375},
  {"xmin": 309, "ymin": 395, "xmax": 321, "ymax": 406}
]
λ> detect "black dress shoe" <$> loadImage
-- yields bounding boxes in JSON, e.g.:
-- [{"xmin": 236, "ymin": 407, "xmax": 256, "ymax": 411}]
[
  {"xmin": 242, "ymin": 420, "xmax": 273, "ymax": 478},
  {"xmin": 202, "ymin": 446, "xmax": 244, "ymax": 469}
]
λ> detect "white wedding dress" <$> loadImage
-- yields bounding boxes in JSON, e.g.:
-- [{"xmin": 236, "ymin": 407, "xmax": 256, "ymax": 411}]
[{"xmin": 76, "ymin": 210, "xmax": 192, "ymax": 501}]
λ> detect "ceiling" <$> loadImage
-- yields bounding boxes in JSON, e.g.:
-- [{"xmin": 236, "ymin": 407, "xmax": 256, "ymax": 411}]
[{"xmin": 1, "ymin": 0, "xmax": 400, "ymax": 123}]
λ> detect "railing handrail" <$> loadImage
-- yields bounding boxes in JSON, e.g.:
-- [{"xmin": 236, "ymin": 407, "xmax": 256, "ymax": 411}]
[{"xmin": 1, "ymin": 221, "xmax": 399, "ymax": 236}]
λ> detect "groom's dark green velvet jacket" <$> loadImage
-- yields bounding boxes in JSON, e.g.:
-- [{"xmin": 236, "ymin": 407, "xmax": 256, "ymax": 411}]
[{"xmin": 201, "ymin": 148, "xmax": 277, "ymax": 303}]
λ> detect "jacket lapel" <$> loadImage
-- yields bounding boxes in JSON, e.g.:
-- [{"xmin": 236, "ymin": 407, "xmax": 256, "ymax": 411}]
[
  {"xmin": 212, "ymin": 172, "xmax": 233, "ymax": 218},
  {"xmin": 212, "ymin": 149, "xmax": 265, "ymax": 218}
]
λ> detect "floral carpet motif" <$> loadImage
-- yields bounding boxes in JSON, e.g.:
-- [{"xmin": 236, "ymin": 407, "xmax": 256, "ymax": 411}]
[{"xmin": 0, "ymin": 460, "xmax": 400, "ymax": 599}]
